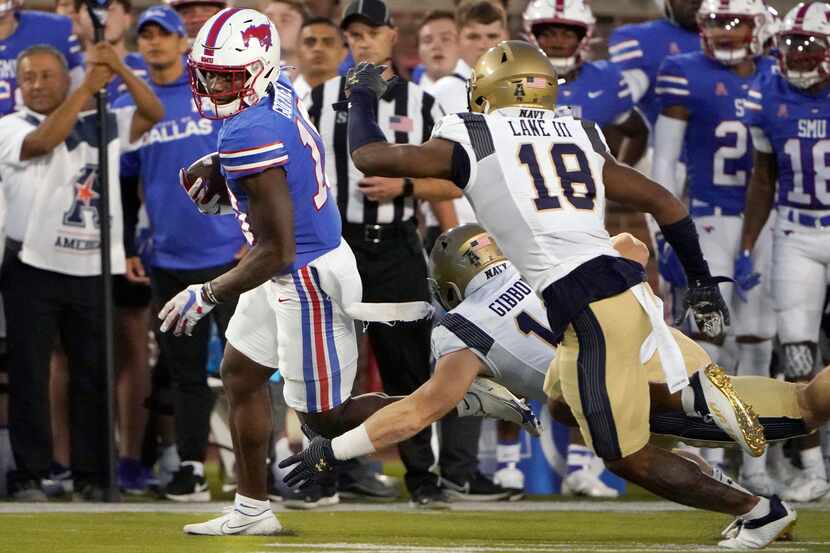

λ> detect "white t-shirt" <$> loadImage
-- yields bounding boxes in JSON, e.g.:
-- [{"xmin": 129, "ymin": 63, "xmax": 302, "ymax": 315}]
[
  {"xmin": 0, "ymin": 106, "xmax": 139, "ymax": 276},
  {"xmin": 292, "ymin": 74, "xmax": 312, "ymax": 105}
]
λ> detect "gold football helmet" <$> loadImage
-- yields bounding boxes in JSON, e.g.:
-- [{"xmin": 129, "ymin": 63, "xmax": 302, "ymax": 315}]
[
  {"xmin": 429, "ymin": 224, "xmax": 507, "ymax": 310},
  {"xmin": 468, "ymin": 40, "xmax": 558, "ymax": 114}
]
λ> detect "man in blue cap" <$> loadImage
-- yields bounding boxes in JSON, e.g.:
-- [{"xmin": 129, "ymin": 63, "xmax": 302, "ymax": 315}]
[{"xmin": 114, "ymin": 4, "xmax": 246, "ymax": 502}]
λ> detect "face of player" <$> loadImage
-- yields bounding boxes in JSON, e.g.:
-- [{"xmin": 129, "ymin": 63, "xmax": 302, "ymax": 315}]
[
  {"xmin": 344, "ymin": 21, "xmax": 397, "ymax": 66},
  {"xmin": 459, "ymin": 21, "xmax": 508, "ymax": 67},
  {"xmin": 780, "ymin": 34, "xmax": 827, "ymax": 73},
  {"xmin": 18, "ymin": 52, "xmax": 70, "ymax": 114},
  {"xmin": 418, "ymin": 17, "xmax": 460, "ymax": 80},
  {"xmin": 669, "ymin": 0, "xmax": 703, "ymax": 31},
  {"xmin": 534, "ymin": 24, "xmax": 581, "ymax": 61},
  {"xmin": 700, "ymin": 16, "xmax": 753, "ymax": 54},
  {"xmin": 78, "ymin": 2, "xmax": 132, "ymax": 45},
  {"xmin": 201, "ymin": 69, "xmax": 248, "ymax": 105},
  {"xmin": 177, "ymin": 3, "xmax": 224, "ymax": 39},
  {"xmin": 138, "ymin": 24, "xmax": 187, "ymax": 72},
  {"xmin": 298, "ymin": 23, "xmax": 345, "ymax": 79},
  {"xmin": 263, "ymin": 1, "xmax": 304, "ymax": 54}
]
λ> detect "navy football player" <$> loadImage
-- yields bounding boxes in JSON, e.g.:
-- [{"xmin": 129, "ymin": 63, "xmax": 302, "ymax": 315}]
[{"xmin": 741, "ymin": 1, "xmax": 830, "ymax": 502}]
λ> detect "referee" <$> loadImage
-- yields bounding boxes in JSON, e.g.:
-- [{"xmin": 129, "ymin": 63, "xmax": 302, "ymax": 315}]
[{"xmin": 306, "ymin": 0, "xmax": 499, "ymax": 506}]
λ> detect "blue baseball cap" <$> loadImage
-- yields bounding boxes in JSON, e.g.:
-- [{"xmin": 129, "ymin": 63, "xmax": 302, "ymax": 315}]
[{"xmin": 137, "ymin": 5, "xmax": 186, "ymax": 36}]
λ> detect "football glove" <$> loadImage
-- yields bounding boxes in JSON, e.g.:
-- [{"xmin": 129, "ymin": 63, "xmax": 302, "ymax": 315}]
[
  {"xmin": 345, "ymin": 62, "xmax": 398, "ymax": 99},
  {"xmin": 681, "ymin": 277, "xmax": 732, "ymax": 341},
  {"xmin": 655, "ymin": 232, "xmax": 688, "ymax": 288},
  {"xmin": 733, "ymin": 250, "xmax": 761, "ymax": 303},
  {"xmin": 278, "ymin": 436, "xmax": 344, "ymax": 489},
  {"xmin": 180, "ymin": 170, "xmax": 233, "ymax": 216},
  {"xmin": 159, "ymin": 284, "xmax": 216, "ymax": 336}
]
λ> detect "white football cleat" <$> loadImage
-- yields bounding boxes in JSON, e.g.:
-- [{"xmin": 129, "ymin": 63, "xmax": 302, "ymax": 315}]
[
  {"xmin": 780, "ymin": 474, "xmax": 830, "ymax": 503},
  {"xmin": 561, "ymin": 469, "xmax": 619, "ymax": 498},
  {"xmin": 718, "ymin": 496, "xmax": 796, "ymax": 549},
  {"xmin": 739, "ymin": 471, "xmax": 778, "ymax": 498},
  {"xmin": 457, "ymin": 377, "xmax": 542, "ymax": 436},
  {"xmin": 183, "ymin": 506, "xmax": 282, "ymax": 536},
  {"xmin": 493, "ymin": 465, "xmax": 525, "ymax": 500},
  {"xmin": 699, "ymin": 365, "xmax": 766, "ymax": 458}
]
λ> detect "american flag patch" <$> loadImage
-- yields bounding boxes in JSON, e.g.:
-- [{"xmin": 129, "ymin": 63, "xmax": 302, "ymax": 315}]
[
  {"xmin": 525, "ymin": 76, "xmax": 547, "ymax": 89},
  {"xmin": 389, "ymin": 115, "xmax": 413, "ymax": 133},
  {"xmin": 470, "ymin": 235, "xmax": 492, "ymax": 249}
]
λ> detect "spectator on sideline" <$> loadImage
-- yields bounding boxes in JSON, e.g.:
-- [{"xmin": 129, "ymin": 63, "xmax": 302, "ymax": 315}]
[
  {"xmin": 116, "ymin": 5, "xmax": 246, "ymax": 503},
  {"xmin": 294, "ymin": 16, "xmax": 345, "ymax": 101},
  {"xmin": 260, "ymin": 0, "xmax": 308, "ymax": 82},
  {"xmin": 164, "ymin": 0, "xmax": 227, "ymax": 41},
  {"xmin": 413, "ymin": 10, "xmax": 460, "ymax": 90},
  {"xmin": 0, "ymin": 42, "xmax": 162, "ymax": 501}
]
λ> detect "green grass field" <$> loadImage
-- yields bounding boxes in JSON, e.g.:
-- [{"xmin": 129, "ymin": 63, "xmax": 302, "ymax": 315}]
[{"xmin": 2, "ymin": 508, "xmax": 829, "ymax": 553}]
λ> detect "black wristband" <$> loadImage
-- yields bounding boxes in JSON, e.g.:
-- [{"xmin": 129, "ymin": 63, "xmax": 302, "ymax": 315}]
[
  {"xmin": 659, "ymin": 215, "xmax": 712, "ymax": 285},
  {"xmin": 402, "ymin": 178, "xmax": 414, "ymax": 197}
]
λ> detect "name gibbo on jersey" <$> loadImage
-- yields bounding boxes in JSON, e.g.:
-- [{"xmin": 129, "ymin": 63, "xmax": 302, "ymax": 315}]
[
  {"xmin": 657, "ymin": 52, "xmax": 776, "ymax": 212},
  {"xmin": 431, "ymin": 108, "xmax": 619, "ymax": 295},
  {"xmin": 744, "ymin": 70, "xmax": 830, "ymax": 212}
]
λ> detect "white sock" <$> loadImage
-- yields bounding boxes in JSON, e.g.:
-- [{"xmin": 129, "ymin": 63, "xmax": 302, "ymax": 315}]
[
  {"xmin": 701, "ymin": 447, "xmax": 725, "ymax": 468},
  {"xmin": 708, "ymin": 465, "xmax": 751, "ymax": 495},
  {"xmin": 567, "ymin": 444, "xmax": 593, "ymax": 474},
  {"xmin": 496, "ymin": 442, "xmax": 521, "ymax": 465},
  {"xmin": 737, "ymin": 340, "xmax": 774, "ymax": 377},
  {"xmin": 742, "ymin": 450, "xmax": 767, "ymax": 476},
  {"xmin": 182, "ymin": 460, "xmax": 204, "ymax": 478},
  {"xmin": 720, "ymin": 335, "xmax": 739, "ymax": 374},
  {"xmin": 823, "ymin": 423, "xmax": 830, "ymax": 463},
  {"xmin": 698, "ymin": 341, "xmax": 723, "ymax": 367},
  {"xmin": 741, "ymin": 496, "xmax": 771, "ymax": 520},
  {"xmin": 680, "ymin": 386, "xmax": 699, "ymax": 418},
  {"xmin": 801, "ymin": 446, "xmax": 827, "ymax": 480},
  {"xmin": 234, "ymin": 493, "xmax": 270, "ymax": 517}
]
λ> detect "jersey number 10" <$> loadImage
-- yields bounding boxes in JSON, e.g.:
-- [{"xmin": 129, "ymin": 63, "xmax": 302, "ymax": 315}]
[{"xmin": 518, "ymin": 143, "xmax": 597, "ymax": 211}]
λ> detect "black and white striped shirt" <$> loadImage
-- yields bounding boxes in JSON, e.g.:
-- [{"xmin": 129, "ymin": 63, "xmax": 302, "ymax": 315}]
[{"xmin": 306, "ymin": 76, "xmax": 444, "ymax": 225}]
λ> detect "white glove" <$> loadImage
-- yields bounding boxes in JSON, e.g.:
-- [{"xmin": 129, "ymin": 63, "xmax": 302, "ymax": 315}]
[
  {"xmin": 159, "ymin": 284, "xmax": 216, "ymax": 336},
  {"xmin": 180, "ymin": 169, "xmax": 233, "ymax": 216}
]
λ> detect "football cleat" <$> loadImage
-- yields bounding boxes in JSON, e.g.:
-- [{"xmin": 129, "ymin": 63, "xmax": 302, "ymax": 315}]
[
  {"xmin": 718, "ymin": 495, "xmax": 796, "ymax": 549},
  {"xmin": 700, "ymin": 364, "xmax": 766, "ymax": 457},
  {"xmin": 561, "ymin": 469, "xmax": 619, "ymax": 498},
  {"xmin": 780, "ymin": 474, "xmax": 830, "ymax": 503},
  {"xmin": 183, "ymin": 506, "xmax": 282, "ymax": 536},
  {"xmin": 457, "ymin": 377, "xmax": 542, "ymax": 436},
  {"xmin": 493, "ymin": 465, "xmax": 525, "ymax": 500}
]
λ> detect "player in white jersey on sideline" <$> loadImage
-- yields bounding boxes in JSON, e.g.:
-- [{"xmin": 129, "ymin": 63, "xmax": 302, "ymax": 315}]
[{"xmin": 286, "ymin": 41, "xmax": 794, "ymax": 548}]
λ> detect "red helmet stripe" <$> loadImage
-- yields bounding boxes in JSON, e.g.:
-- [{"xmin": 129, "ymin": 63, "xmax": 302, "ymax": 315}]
[
  {"xmin": 555, "ymin": 0, "xmax": 565, "ymax": 14},
  {"xmin": 794, "ymin": 2, "xmax": 812, "ymax": 29},
  {"xmin": 204, "ymin": 7, "xmax": 241, "ymax": 52}
]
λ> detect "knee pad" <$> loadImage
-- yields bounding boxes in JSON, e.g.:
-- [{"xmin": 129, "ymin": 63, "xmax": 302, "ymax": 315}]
[{"xmin": 782, "ymin": 342, "xmax": 817, "ymax": 381}]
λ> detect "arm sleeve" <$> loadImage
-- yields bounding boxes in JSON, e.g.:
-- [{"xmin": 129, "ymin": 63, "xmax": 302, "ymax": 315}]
[
  {"xmin": 655, "ymin": 57, "xmax": 692, "ymax": 111},
  {"xmin": 430, "ymin": 113, "xmax": 478, "ymax": 189},
  {"xmin": 219, "ymin": 118, "xmax": 291, "ymax": 178},
  {"xmin": 651, "ymin": 115, "xmax": 688, "ymax": 198},
  {"xmin": 611, "ymin": 69, "xmax": 635, "ymax": 125},
  {"xmin": 431, "ymin": 323, "xmax": 493, "ymax": 371},
  {"xmin": 64, "ymin": 28, "xmax": 84, "ymax": 71},
  {"xmin": 743, "ymin": 77, "xmax": 772, "ymax": 154},
  {"xmin": 0, "ymin": 116, "xmax": 34, "ymax": 167},
  {"xmin": 608, "ymin": 28, "xmax": 649, "ymax": 102}
]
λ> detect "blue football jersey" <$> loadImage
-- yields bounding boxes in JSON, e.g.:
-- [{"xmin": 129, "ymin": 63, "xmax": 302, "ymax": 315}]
[
  {"xmin": 218, "ymin": 73, "xmax": 341, "ymax": 274},
  {"xmin": 106, "ymin": 52, "xmax": 149, "ymax": 102},
  {"xmin": 114, "ymin": 71, "xmax": 245, "ymax": 270},
  {"xmin": 745, "ymin": 71, "xmax": 830, "ymax": 210},
  {"xmin": 556, "ymin": 60, "xmax": 633, "ymax": 128},
  {"xmin": 608, "ymin": 19, "xmax": 700, "ymax": 128},
  {"xmin": 0, "ymin": 11, "xmax": 83, "ymax": 116},
  {"xmin": 657, "ymin": 53, "xmax": 776, "ymax": 211}
]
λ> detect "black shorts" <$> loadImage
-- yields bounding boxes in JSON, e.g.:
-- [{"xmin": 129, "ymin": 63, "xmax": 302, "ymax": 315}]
[{"xmin": 113, "ymin": 274, "xmax": 152, "ymax": 308}]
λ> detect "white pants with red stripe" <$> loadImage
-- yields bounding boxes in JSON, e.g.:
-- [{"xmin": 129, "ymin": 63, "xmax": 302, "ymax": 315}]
[{"xmin": 225, "ymin": 240, "xmax": 360, "ymax": 413}]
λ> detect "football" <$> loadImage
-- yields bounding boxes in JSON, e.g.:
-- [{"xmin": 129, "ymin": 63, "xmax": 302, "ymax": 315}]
[{"xmin": 180, "ymin": 152, "xmax": 231, "ymax": 206}]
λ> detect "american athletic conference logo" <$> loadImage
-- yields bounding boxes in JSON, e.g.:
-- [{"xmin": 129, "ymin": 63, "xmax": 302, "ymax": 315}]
[{"xmin": 62, "ymin": 164, "xmax": 102, "ymax": 229}]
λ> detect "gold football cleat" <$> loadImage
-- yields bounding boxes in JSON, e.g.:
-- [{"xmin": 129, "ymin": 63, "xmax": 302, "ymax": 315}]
[{"xmin": 701, "ymin": 364, "xmax": 767, "ymax": 458}]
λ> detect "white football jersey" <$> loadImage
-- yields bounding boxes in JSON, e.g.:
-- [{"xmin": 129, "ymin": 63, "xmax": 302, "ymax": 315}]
[
  {"xmin": 431, "ymin": 107, "xmax": 620, "ymax": 294},
  {"xmin": 431, "ymin": 262, "xmax": 552, "ymax": 402}
]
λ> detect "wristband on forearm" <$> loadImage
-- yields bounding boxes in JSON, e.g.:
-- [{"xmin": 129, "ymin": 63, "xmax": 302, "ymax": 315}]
[
  {"xmin": 201, "ymin": 280, "xmax": 221, "ymax": 305},
  {"xmin": 659, "ymin": 216, "xmax": 712, "ymax": 285},
  {"xmin": 347, "ymin": 88, "xmax": 388, "ymax": 155},
  {"xmin": 402, "ymin": 177, "xmax": 414, "ymax": 197}
]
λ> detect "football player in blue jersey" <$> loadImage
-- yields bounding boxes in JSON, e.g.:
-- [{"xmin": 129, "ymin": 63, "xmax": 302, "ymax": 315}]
[
  {"xmin": 524, "ymin": 0, "xmax": 648, "ymax": 168},
  {"xmin": 608, "ymin": 0, "xmax": 702, "ymax": 131},
  {"xmin": 740, "ymin": 1, "xmax": 830, "ymax": 503},
  {"xmin": 0, "ymin": 0, "xmax": 84, "ymax": 115},
  {"xmin": 159, "ymin": 8, "xmax": 432, "ymax": 535},
  {"xmin": 653, "ymin": 0, "xmax": 778, "ymax": 495}
]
